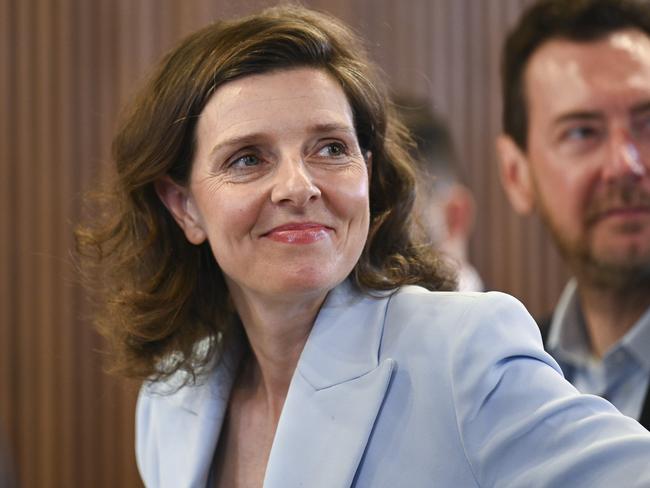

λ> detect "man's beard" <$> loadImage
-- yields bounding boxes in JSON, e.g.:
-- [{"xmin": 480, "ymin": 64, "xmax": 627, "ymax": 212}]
[{"xmin": 539, "ymin": 183, "xmax": 650, "ymax": 292}]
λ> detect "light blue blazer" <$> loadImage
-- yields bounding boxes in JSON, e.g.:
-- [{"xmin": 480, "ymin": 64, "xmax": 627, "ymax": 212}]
[{"xmin": 136, "ymin": 282, "xmax": 650, "ymax": 487}]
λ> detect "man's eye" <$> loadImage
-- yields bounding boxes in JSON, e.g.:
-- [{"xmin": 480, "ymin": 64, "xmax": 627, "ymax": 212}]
[
  {"xmin": 318, "ymin": 142, "xmax": 347, "ymax": 157},
  {"xmin": 564, "ymin": 126, "xmax": 599, "ymax": 141}
]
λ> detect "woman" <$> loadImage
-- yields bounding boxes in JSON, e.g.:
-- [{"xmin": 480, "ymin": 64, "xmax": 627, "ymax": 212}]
[{"xmin": 77, "ymin": 5, "xmax": 650, "ymax": 488}]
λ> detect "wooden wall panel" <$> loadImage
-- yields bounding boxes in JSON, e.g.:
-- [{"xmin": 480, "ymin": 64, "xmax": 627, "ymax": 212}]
[
  {"xmin": 0, "ymin": 0, "xmax": 15, "ymax": 479},
  {"xmin": 0, "ymin": 1, "xmax": 569, "ymax": 487}
]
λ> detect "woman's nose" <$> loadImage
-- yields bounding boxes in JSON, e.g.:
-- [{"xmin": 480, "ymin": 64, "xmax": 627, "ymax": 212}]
[
  {"xmin": 270, "ymin": 157, "xmax": 322, "ymax": 206},
  {"xmin": 602, "ymin": 130, "xmax": 647, "ymax": 181}
]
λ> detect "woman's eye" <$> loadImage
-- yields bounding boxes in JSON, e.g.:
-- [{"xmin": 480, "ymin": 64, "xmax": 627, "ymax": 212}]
[
  {"xmin": 317, "ymin": 142, "xmax": 347, "ymax": 158},
  {"xmin": 230, "ymin": 154, "xmax": 261, "ymax": 168}
]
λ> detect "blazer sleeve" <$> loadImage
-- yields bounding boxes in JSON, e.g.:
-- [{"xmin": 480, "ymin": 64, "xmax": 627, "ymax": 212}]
[{"xmin": 450, "ymin": 291, "xmax": 650, "ymax": 488}]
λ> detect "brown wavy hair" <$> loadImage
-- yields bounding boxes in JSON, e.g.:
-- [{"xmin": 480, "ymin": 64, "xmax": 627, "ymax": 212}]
[{"xmin": 76, "ymin": 4, "xmax": 456, "ymax": 384}]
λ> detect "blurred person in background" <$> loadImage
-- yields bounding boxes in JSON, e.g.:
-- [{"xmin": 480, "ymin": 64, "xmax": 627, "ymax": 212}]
[
  {"xmin": 396, "ymin": 97, "xmax": 484, "ymax": 291},
  {"xmin": 498, "ymin": 0, "xmax": 650, "ymax": 428}
]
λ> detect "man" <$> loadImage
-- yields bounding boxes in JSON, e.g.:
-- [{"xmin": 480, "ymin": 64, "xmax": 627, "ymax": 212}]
[
  {"xmin": 497, "ymin": 0, "xmax": 650, "ymax": 428},
  {"xmin": 396, "ymin": 97, "xmax": 484, "ymax": 291}
]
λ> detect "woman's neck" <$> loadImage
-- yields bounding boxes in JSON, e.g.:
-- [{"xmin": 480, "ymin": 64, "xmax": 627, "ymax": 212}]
[{"xmin": 228, "ymin": 285, "xmax": 328, "ymax": 413}]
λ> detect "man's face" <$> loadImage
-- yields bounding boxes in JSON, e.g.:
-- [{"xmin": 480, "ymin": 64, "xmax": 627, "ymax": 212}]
[{"xmin": 502, "ymin": 29, "xmax": 650, "ymax": 288}]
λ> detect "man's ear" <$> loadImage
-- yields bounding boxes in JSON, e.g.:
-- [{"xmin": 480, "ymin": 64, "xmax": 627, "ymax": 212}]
[
  {"xmin": 496, "ymin": 134, "xmax": 535, "ymax": 215},
  {"xmin": 154, "ymin": 176, "xmax": 207, "ymax": 245}
]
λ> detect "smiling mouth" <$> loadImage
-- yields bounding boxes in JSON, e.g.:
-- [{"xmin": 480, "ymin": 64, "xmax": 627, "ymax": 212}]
[{"xmin": 263, "ymin": 223, "xmax": 333, "ymax": 244}]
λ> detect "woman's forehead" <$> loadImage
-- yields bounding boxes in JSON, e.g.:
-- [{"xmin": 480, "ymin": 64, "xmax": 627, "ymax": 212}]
[{"xmin": 195, "ymin": 67, "xmax": 356, "ymax": 148}]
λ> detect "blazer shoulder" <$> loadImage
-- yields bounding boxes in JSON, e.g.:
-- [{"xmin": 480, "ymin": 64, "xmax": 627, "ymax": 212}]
[
  {"xmin": 381, "ymin": 287, "xmax": 543, "ymax": 356},
  {"xmin": 387, "ymin": 287, "xmax": 531, "ymax": 326}
]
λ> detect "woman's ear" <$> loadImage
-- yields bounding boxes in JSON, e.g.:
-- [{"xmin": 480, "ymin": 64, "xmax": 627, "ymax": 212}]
[
  {"xmin": 496, "ymin": 134, "xmax": 535, "ymax": 215},
  {"xmin": 154, "ymin": 176, "xmax": 207, "ymax": 245}
]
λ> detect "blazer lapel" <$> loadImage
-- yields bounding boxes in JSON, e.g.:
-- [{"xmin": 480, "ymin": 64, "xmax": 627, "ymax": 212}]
[{"xmin": 263, "ymin": 282, "xmax": 396, "ymax": 488}]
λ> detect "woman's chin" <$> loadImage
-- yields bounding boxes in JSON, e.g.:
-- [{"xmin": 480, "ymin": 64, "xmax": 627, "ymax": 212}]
[{"xmin": 268, "ymin": 274, "xmax": 343, "ymax": 298}]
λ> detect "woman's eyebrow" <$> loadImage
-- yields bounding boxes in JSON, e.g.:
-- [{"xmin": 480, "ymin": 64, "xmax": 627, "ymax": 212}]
[
  {"xmin": 209, "ymin": 133, "xmax": 266, "ymax": 160},
  {"xmin": 306, "ymin": 122, "xmax": 357, "ymax": 135}
]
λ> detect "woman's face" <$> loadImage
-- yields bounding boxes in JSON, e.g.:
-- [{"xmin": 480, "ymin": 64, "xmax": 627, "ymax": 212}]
[{"xmin": 170, "ymin": 67, "xmax": 371, "ymax": 304}]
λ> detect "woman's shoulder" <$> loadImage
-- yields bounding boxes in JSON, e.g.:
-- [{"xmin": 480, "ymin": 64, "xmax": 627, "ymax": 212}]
[
  {"xmin": 380, "ymin": 285, "xmax": 543, "ymax": 354},
  {"xmin": 387, "ymin": 285, "xmax": 530, "ymax": 323}
]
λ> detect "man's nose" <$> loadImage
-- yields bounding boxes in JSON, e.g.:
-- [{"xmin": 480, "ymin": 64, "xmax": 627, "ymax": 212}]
[
  {"xmin": 270, "ymin": 156, "xmax": 321, "ymax": 207},
  {"xmin": 602, "ymin": 129, "xmax": 647, "ymax": 181}
]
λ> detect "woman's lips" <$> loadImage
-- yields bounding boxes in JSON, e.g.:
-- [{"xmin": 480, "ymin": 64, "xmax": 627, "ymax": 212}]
[{"xmin": 263, "ymin": 223, "xmax": 333, "ymax": 244}]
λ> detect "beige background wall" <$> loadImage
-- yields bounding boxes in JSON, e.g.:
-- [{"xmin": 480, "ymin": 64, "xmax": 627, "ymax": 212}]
[{"xmin": 1, "ymin": 0, "xmax": 568, "ymax": 486}]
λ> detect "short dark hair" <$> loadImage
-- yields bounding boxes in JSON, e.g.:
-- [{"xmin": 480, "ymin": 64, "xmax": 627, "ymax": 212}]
[
  {"xmin": 76, "ymin": 5, "xmax": 455, "ymax": 384},
  {"xmin": 502, "ymin": 0, "xmax": 650, "ymax": 149}
]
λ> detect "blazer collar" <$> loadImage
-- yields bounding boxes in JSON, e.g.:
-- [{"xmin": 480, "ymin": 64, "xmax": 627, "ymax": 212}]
[
  {"xmin": 263, "ymin": 280, "xmax": 396, "ymax": 487},
  {"xmin": 167, "ymin": 281, "xmax": 390, "ymax": 408}
]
